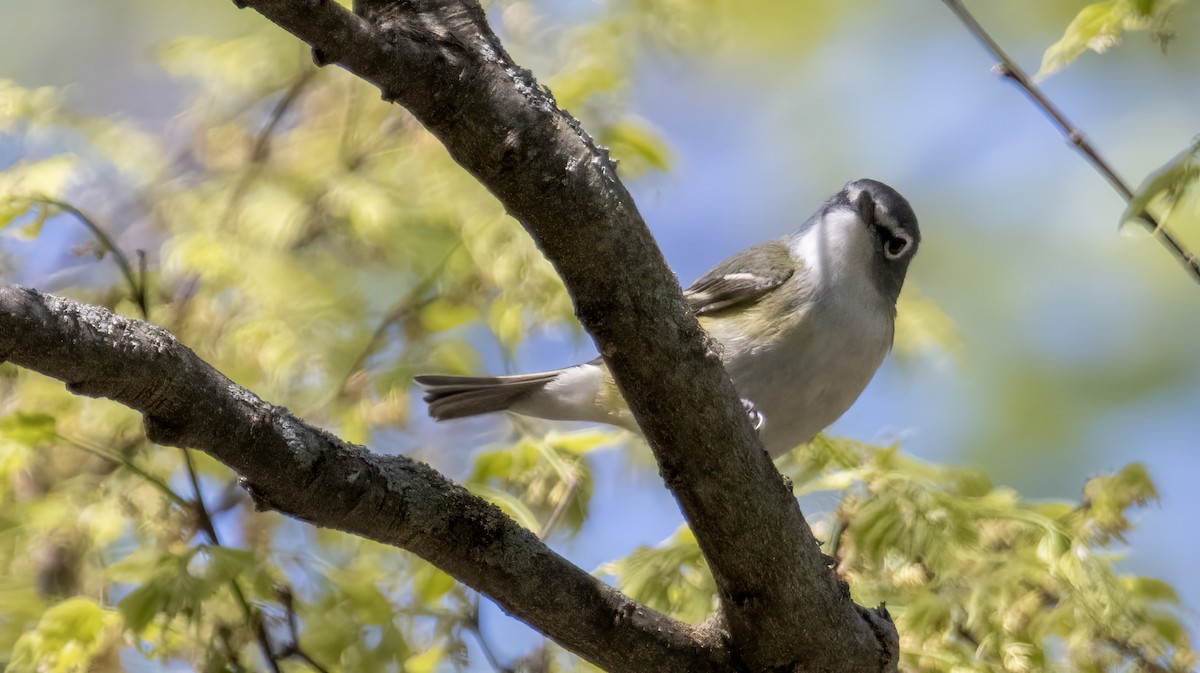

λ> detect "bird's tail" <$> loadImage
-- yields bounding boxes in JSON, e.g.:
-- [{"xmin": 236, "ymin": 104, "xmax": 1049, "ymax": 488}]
[{"xmin": 414, "ymin": 371, "xmax": 561, "ymax": 421}]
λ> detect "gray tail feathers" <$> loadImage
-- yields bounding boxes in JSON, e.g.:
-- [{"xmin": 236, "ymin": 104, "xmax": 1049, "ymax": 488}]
[{"xmin": 414, "ymin": 371, "xmax": 560, "ymax": 421}]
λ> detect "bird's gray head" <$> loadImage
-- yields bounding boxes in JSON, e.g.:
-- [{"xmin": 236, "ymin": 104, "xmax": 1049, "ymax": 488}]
[{"xmin": 793, "ymin": 179, "xmax": 920, "ymax": 304}]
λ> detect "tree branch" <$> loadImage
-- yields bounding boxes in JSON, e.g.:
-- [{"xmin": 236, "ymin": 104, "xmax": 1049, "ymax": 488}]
[
  {"xmin": 0, "ymin": 285, "xmax": 727, "ymax": 673},
  {"xmin": 940, "ymin": 0, "xmax": 1200, "ymax": 285},
  {"xmin": 218, "ymin": 0, "xmax": 896, "ymax": 670}
]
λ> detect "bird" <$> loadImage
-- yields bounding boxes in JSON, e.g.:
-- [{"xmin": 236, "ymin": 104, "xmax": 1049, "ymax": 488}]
[{"xmin": 415, "ymin": 179, "xmax": 920, "ymax": 458}]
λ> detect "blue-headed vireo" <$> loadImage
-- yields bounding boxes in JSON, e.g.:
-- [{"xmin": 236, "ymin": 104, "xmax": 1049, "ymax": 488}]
[{"xmin": 415, "ymin": 179, "xmax": 920, "ymax": 458}]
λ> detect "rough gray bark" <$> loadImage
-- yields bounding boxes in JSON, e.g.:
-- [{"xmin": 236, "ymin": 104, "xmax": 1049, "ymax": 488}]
[
  {"xmin": 2, "ymin": 0, "xmax": 900, "ymax": 671},
  {"xmin": 0, "ymin": 286, "xmax": 729, "ymax": 673}
]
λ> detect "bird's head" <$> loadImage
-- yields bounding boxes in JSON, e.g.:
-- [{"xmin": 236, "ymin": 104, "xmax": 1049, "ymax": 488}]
[{"xmin": 794, "ymin": 178, "xmax": 920, "ymax": 304}]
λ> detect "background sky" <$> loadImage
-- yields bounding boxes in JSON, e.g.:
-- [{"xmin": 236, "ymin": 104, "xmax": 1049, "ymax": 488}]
[{"xmin": 3, "ymin": 0, "xmax": 1198, "ymax": 668}]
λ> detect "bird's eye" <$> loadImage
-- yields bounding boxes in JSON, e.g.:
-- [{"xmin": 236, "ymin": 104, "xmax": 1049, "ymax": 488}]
[{"xmin": 885, "ymin": 236, "xmax": 909, "ymax": 259}]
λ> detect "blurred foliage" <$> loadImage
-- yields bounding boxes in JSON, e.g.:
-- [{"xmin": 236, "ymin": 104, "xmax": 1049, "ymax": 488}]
[
  {"xmin": 608, "ymin": 441, "xmax": 1195, "ymax": 672},
  {"xmin": 1037, "ymin": 0, "xmax": 1186, "ymax": 79},
  {"xmin": 0, "ymin": 1, "xmax": 1196, "ymax": 672},
  {"xmin": 1124, "ymin": 136, "xmax": 1200, "ymax": 254}
]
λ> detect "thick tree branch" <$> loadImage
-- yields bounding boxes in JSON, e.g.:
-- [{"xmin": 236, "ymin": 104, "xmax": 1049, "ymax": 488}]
[
  {"xmin": 0, "ymin": 286, "xmax": 727, "ymax": 673},
  {"xmin": 222, "ymin": 0, "xmax": 897, "ymax": 670}
]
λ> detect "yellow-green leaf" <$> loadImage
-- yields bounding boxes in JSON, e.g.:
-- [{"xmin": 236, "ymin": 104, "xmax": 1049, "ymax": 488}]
[
  {"xmin": 420, "ymin": 299, "xmax": 478, "ymax": 333},
  {"xmin": 1123, "ymin": 138, "xmax": 1200, "ymax": 233},
  {"xmin": 0, "ymin": 412, "xmax": 57, "ymax": 446},
  {"xmin": 466, "ymin": 483, "xmax": 543, "ymax": 535},
  {"xmin": 403, "ymin": 644, "xmax": 444, "ymax": 673},
  {"xmin": 1038, "ymin": 1, "xmax": 1131, "ymax": 80}
]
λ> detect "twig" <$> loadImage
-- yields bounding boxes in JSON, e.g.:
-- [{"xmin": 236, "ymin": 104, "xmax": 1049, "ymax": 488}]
[
  {"xmin": 939, "ymin": 0, "xmax": 1200, "ymax": 284},
  {"xmin": 58, "ymin": 431, "xmax": 279, "ymax": 670},
  {"xmin": 827, "ymin": 510, "xmax": 851, "ymax": 572},
  {"xmin": 33, "ymin": 197, "xmax": 148, "ymax": 316},
  {"xmin": 176, "ymin": 71, "xmax": 322, "ymax": 673},
  {"xmin": 184, "ymin": 449, "xmax": 283, "ymax": 673},
  {"xmin": 38, "ymin": 197, "xmax": 284, "ymax": 670},
  {"xmin": 467, "ymin": 596, "xmax": 516, "ymax": 673},
  {"xmin": 252, "ymin": 71, "xmax": 318, "ymax": 163},
  {"xmin": 219, "ymin": 70, "xmax": 318, "ymax": 231},
  {"xmin": 40, "ymin": 198, "xmax": 283, "ymax": 669},
  {"xmin": 328, "ymin": 242, "xmax": 461, "ymax": 400},
  {"xmin": 276, "ymin": 584, "xmax": 334, "ymax": 673},
  {"xmin": 539, "ymin": 473, "xmax": 579, "ymax": 543},
  {"xmin": 465, "ymin": 469, "xmax": 581, "ymax": 672},
  {"xmin": 57, "ymin": 434, "xmax": 188, "ymax": 507},
  {"xmin": 1105, "ymin": 636, "xmax": 1177, "ymax": 673}
]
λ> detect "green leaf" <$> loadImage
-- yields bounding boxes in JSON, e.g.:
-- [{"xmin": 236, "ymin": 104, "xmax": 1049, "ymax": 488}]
[
  {"xmin": 545, "ymin": 429, "xmax": 618, "ymax": 455},
  {"xmin": 1147, "ymin": 609, "xmax": 1189, "ymax": 646},
  {"xmin": 9, "ymin": 598, "xmax": 119, "ymax": 673},
  {"xmin": 602, "ymin": 119, "xmax": 671, "ymax": 177},
  {"xmin": 1037, "ymin": 1, "xmax": 1135, "ymax": 80},
  {"xmin": 466, "ymin": 483, "xmax": 544, "ymax": 534},
  {"xmin": 0, "ymin": 412, "xmax": 58, "ymax": 446},
  {"xmin": 8, "ymin": 201, "xmax": 52, "ymax": 241},
  {"xmin": 1038, "ymin": 0, "xmax": 1181, "ymax": 79},
  {"xmin": 0, "ymin": 79, "xmax": 63, "ymax": 131},
  {"xmin": 1123, "ymin": 576, "xmax": 1180, "ymax": 603},
  {"xmin": 0, "ymin": 195, "xmax": 32, "ymax": 229},
  {"xmin": 32, "ymin": 598, "xmax": 110, "ymax": 646},
  {"xmin": 488, "ymin": 299, "xmax": 525, "ymax": 354},
  {"xmin": 116, "ymin": 582, "xmax": 163, "ymax": 634},
  {"xmin": 419, "ymin": 299, "xmax": 478, "ymax": 333},
  {"xmin": 0, "ymin": 156, "xmax": 77, "ymax": 196},
  {"xmin": 412, "ymin": 564, "xmax": 457, "ymax": 604},
  {"xmin": 1132, "ymin": 0, "xmax": 1158, "ymax": 16},
  {"xmin": 1123, "ymin": 138, "xmax": 1200, "ymax": 231},
  {"xmin": 158, "ymin": 33, "xmax": 306, "ymax": 95},
  {"xmin": 793, "ymin": 467, "xmax": 865, "ymax": 496},
  {"xmin": 894, "ymin": 284, "xmax": 963, "ymax": 362},
  {"xmin": 198, "ymin": 545, "xmax": 256, "ymax": 584},
  {"xmin": 403, "ymin": 644, "xmax": 444, "ymax": 673},
  {"xmin": 599, "ymin": 526, "xmax": 716, "ymax": 623},
  {"xmin": 106, "ymin": 548, "xmax": 169, "ymax": 583},
  {"xmin": 1082, "ymin": 462, "xmax": 1159, "ymax": 539},
  {"xmin": 426, "ymin": 340, "xmax": 480, "ymax": 376}
]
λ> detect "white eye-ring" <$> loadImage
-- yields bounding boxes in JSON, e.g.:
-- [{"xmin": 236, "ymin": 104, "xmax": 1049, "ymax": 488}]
[{"xmin": 884, "ymin": 233, "xmax": 911, "ymax": 259}]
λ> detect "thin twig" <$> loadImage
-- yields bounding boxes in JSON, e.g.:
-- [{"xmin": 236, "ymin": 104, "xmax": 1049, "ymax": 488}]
[
  {"xmin": 219, "ymin": 70, "xmax": 318, "ymax": 231},
  {"xmin": 939, "ymin": 0, "xmax": 1200, "ymax": 284},
  {"xmin": 33, "ymin": 198, "xmax": 148, "ymax": 316},
  {"xmin": 827, "ymin": 511, "xmax": 851, "ymax": 572},
  {"xmin": 185, "ymin": 449, "xmax": 283, "ymax": 673},
  {"xmin": 57, "ymin": 434, "xmax": 188, "ymax": 507},
  {"xmin": 539, "ymin": 475, "xmax": 579, "ymax": 543},
  {"xmin": 276, "ymin": 584, "xmax": 334, "ymax": 673},
  {"xmin": 253, "ymin": 71, "xmax": 318, "ymax": 163},
  {"xmin": 464, "ymin": 469, "xmax": 581, "ymax": 673},
  {"xmin": 467, "ymin": 596, "xmax": 516, "ymax": 673},
  {"xmin": 59, "ymin": 432, "xmax": 279, "ymax": 669},
  {"xmin": 329, "ymin": 241, "xmax": 461, "ymax": 399},
  {"xmin": 1105, "ymin": 636, "xmax": 1177, "ymax": 673}
]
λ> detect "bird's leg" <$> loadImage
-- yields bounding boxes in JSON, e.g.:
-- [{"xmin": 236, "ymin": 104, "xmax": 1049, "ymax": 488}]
[{"xmin": 741, "ymin": 398, "xmax": 765, "ymax": 434}]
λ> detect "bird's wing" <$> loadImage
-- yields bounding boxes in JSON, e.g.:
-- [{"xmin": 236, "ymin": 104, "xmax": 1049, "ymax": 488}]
[{"xmin": 684, "ymin": 240, "xmax": 796, "ymax": 316}]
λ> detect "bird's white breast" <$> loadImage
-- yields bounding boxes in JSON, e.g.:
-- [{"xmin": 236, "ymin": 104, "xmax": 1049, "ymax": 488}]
[{"xmin": 723, "ymin": 212, "xmax": 894, "ymax": 456}]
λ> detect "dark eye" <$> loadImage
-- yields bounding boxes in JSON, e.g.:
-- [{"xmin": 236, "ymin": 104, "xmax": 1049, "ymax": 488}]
[{"xmin": 885, "ymin": 236, "xmax": 909, "ymax": 259}]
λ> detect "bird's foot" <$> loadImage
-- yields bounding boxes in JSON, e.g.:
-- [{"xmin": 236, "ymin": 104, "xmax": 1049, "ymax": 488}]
[{"xmin": 741, "ymin": 398, "xmax": 765, "ymax": 434}]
